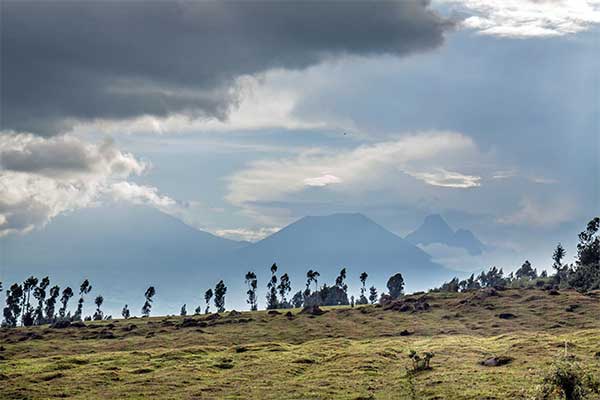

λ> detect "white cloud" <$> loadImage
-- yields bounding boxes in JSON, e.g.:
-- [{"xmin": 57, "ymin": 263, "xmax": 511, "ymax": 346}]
[
  {"xmin": 215, "ymin": 226, "xmax": 281, "ymax": 242},
  {"xmin": 227, "ymin": 131, "xmax": 484, "ymax": 223},
  {"xmin": 303, "ymin": 174, "xmax": 343, "ymax": 187},
  {"xmin": 0, "ymin": 133, "xmax": 173, "ymax": 236},
  {"xmin": 440, "ymin": 0, "xmax": 600, "ymax": 38},
  {"xmin": 497, "ymin": 196, "xmax": 576, "ymax": 227},
  {"xmin": 107, "ymin": 182, "xmax": 175, "ymax": 208},
  {"xmin": 406, "ymin": 168, "xmax": 481, "ymax": 188}
]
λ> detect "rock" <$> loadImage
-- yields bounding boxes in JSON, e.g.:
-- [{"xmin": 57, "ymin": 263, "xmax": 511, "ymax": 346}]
[
  {"xmin": 594, "ymin": 351, "xmax": 600, "ymax": 359},
  {"xmin": 267, "ymin": 310, "xmax": 281, "ymax": 316},
  {"xmin": 228, "ymin": 310, "xmax": 242, "ymax": 317},
  {"xmin": 299, "ymin": 305, "xmax": 326, "ymax": 316},
  {"xmin": 50, "ymin": 320, "xmax": 71, "ymax": 329},
  {"xmin": 122, "ymin": 324, "xmax": 136, "ymax": 332},
  {"xmin": 204, "ymin": 313, "xmax": 220, "ymax": 321},
  {"xmin": 235, "ymin": 346, "xmax": 248, "ymax": 353},
  {"xmin": 398, "ymin": 329, "xmax": 412, "ymax": 336},
  {"xmin": 285, "ymin": 311, "xmax": 294, "ymax": 319},
  {"xmin": 180, "ymin": 318, "xmax": 208, "ymax": 328},
  {"xmin": 383, "ymin": 297, "xmax": 430, "ymax": 313},
  {"xmin": 480, "ymin": 356, "xmax": 513, "ymax": 367},
  {"xmin": 565, "ymin": 304, "xmax": 580, "ymax": 312},
  {"xmin": 70, "ymin": 321, "xmax": 86, "ymax": 328},
  {"xmin": 497, "ymin": 313, "xmax": 517, "ymax": 320},
  {"xmin": 548, "ymin": 289, "xmax": 560, "ymax": 296}
]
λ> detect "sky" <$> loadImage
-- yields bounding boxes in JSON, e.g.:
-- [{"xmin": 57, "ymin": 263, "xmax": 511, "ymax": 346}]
[{"xmin": 1, "ymin": 0, "xmax": 599, "ymax": 276}]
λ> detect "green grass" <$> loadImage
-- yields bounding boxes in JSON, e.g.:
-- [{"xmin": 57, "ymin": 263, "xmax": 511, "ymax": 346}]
[{"xmin": 1, "ymin": 288, "xmax": 599, "ymax": 399}]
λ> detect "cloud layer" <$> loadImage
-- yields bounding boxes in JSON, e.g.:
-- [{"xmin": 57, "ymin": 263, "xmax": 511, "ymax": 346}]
[
  {"xmin": 0, "ymin": 134, "xmax": 172, "ymax": 236},
  {"xmin": 444, "ymin": 0, "xmax": 600, "ymax": 38},
  {"xmin": 1, "ymin": 0, "xmax": 450, "ymax": 135},
  {"xmin": 227, "ymin": 132, "xmax": 484, "ymax": 223}
]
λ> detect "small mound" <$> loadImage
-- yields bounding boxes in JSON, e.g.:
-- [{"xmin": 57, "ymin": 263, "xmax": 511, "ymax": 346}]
[
  {"xmin": 300, "ymin": 305, "xmax": 326, "ymax": 316},
  {"xmin": 267, "ymin": 310, "xmax": 281, "ymax": 316}
]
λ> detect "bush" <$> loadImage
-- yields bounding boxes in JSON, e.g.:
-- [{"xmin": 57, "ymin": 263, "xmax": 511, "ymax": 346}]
[
  {"xmin": 408, "ymin": 350, "xmax": 434, "ymax": 373},
  {"xmin": 537, "ymin": 356, "xmax": 600, "ymax": 400}
]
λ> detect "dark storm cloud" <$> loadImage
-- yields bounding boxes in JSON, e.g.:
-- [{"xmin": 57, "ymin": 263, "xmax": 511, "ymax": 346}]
[{"xmin": 0, "ymin": 0, "xmax": 451, "ymax": 135}]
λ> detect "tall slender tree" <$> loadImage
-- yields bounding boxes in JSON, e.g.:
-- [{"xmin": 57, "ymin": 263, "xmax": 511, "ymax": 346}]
[
  {"xmin": 368, "ymin": 286, "xmax": 378, "ymax": 304},
  {"xmin": 245, "ymin": 271, "xmax": 258, "ymax": 311},
  {"xmin": 214, "ymin": 281, "xmax": 227, "ymax": 312},
  {"xmin": 335, "ymin": 268, "xmax": 348, "ymax": 294},
  {"xmin": 180, "ymin": 304, "xmax": 187, "ymax": 316},
  {"xmin": 121, "ymin": 304, "xmax": 130, "ymax": 319},
  {"xmin": 204, "ymin": 288, "xmax": 213, "ymax": 314},
  {"xmin": 358, "ymin": 272, "xmax": 369, "ymax": 304},
  {"xmin": 73, "ymin": 279, "xmax": 92, "ymax": 321},
  {"xmin": 45, "ymin": 285, "xmax": 60, "ymax": 322},
  {"xmin": 2, "ymin": 283, "xmax": 23, "ymax": 327},
  {"xmin": 277, "ymin": 273, "xmax": 291, "ymax": 307},
  {"xmin": 93, "ymin": 296, "xmax": 104, "ymax": 320},
  {"xmin": 33, "ymin": 276, "xmax": 50, "ymax": 325},
  {"xmin": 141, "ymin": 286, "xmax": 156, "ymax": 317},
  {"xmin": 266, "ymin": 263, "xmax": 278, "ymax": 309},
  {"xmin": 59, "ymin": 287, "xmax": 74, "ymax": 319},
  {"xmin": 21, "ymin": 276, "xmax": 38, "ymax": 326}
]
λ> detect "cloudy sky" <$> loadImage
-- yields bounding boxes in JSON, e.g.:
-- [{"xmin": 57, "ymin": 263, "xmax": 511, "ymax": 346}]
[{"xmin": 1, "ymin": 0, "xmax": 598, "ymax": 271}]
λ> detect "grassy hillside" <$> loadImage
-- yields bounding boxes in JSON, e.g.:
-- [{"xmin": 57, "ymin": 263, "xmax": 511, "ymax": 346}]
[{"xmin": 2, "ymin": 288, "xmax": 599, "ymax": 399}]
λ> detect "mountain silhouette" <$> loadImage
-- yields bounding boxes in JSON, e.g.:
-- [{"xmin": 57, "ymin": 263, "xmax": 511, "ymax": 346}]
[
  {"xmin": 1, "ymin": 207, "xmax": 453, "ymax": 314},
  {"xmin": 405, "ymin": 214, "xmax": 486, "ymax": 255}
]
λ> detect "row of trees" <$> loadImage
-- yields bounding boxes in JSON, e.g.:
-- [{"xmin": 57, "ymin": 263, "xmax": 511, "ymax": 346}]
[
  {"xmin": 434, "ymin": 217, "xmax": 600, "ymax": 293},
  {"xmin": 2, "ymin": 217, "xmax": 598, "ymax": 327}
]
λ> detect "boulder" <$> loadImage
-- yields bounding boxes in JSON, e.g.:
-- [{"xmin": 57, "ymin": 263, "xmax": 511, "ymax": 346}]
[
  {"xmin": 480, "ymin": 356, "xmax": 513, "ymax": 367},
  {"xmin": 497, "ymin": 313, "xmax": 517, "ymax": 320}
]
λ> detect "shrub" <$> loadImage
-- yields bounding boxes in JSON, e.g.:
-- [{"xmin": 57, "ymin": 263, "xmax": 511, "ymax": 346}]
[
  {"xmin": 408, "ymin": 350, "xmax": 434, "ymax": 373},
  {"xmin": 537, "ymin": 356, "xmax": 600, "ymax": 400}
]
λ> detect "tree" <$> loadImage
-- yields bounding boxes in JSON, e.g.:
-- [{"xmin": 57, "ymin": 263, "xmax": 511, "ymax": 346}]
[
  {"xmin": 245, "ymin": 271, "xmax": 258, "ymax": 311},
  {"xmin": 368, "ymin": 286, "xmax": 378, "ymax": 304},
  {"xmin": 93, "ymin": 295, "xmax": 104, "ymax": 321},
  {"xmin": 576, "ymin": 217, "xmax": 600, "ymax": 266},
  {"xmin": 335, "ymin": 268, "xmax": 348, "ymax": 294},
  {"xmin": 59, "ymin": 287, "xmax": 74, "ymax": 319},
  {"xmin": 73, "ymin": 279, "xmax": 92, "ymax": 321},
  {"xmin": 214, "ymin": 280, "xmax": 227, "ymax": 313},
  {"xmin": 204, "ymin": 288, "xmax": 213, "ymax": 314},
  {"xmin": 552, "ymin": 243, "xmax": 568, "ymax": 283},
  {"xmin": 438, "ymin": 277, "xmax": 460, "ymax": 292},
  {"xmin": 306, "ymin": 269, "xmax": 320, "ymax": 292},
  {"xmin": 141, "ymin": 286, "xmax": 155, "ymax": 317},
  {"xmin": 266, "ymin": 263, "xmax": 278, "ymax": 309},
  {"xmin": 478, "ymin": 266, "xmax": 506, "ymax": 288},
  {"xmin": 387, "ymin": 273, "xmax": 405, "ymax": 299},
  {"xmin": 2, "ymin": 283, "xmax": 23, "ymax": 327},
  {"xmin": 45, "ymin": 285, "xmax": 60, "ymax": 322},
  {"xmin": 515, "ymin": 260, "xmax": 537, "ymax": 280},
  {"xmin": 358, "ymin": 272, "xmax": 369, "ymax": 305},
  {"xmin": 21, "ymin": 276, "xmax": 39, "ymax": 326},
  {"xmin": 121, "ymin": 304, "xmax": 130, "ymax": 319},
  {"xmin": 180, "ymin": 304, "xmax": 187, "ymax": 316},
  {"xmin": 33, "ymin": 276, "xmax": 50, "ymax": 325},
  {"xmin": 291, "ymin": 290, "xmax": 304, "ymax": 308},
  {"xmin": 458, "ymin": 274, "xmax": 480, "ymax": 292},
  {"xmin": 277, "ymin": 273, "xmax": 291, "ymax": 307}
]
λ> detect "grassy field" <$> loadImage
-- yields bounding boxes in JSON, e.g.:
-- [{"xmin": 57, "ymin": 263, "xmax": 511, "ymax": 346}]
[{"xmin": 1, "ymin": 288, "xmax": 599, "ymax": 399}]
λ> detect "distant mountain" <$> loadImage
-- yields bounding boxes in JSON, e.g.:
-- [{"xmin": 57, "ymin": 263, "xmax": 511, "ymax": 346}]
[
  {"xmin": 1, "ymin": 208, "xmax": 453, "ymax": 315},
  {"xmin": 230, "ymin": 213, "xmax": 452, "ymax": 292},
  {"xmin": 405, "ymin": 214, "xmax": 486, "ymax": 255},
  {"xmin": 0, "ymin": 205, "xmax": 248, "ymax": 315}
]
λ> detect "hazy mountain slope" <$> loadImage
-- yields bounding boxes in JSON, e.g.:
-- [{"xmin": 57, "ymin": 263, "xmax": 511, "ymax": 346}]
[
  {"xmin": 230, "ymin": 213, "xmax": 452, "ymax": 294},
  {"xmin": 1, "ymin": 209, "xmax": 454, "ymax": 315},
  {"xmin": 405, "ymin": 214, "xmax": 486, "ymax": 255}
]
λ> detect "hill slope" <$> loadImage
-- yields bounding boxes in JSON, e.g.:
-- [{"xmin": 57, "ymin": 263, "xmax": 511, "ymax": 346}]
[{"xmin": 2, "ymin": 288, "xmax": 599, "ymax": 399}]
